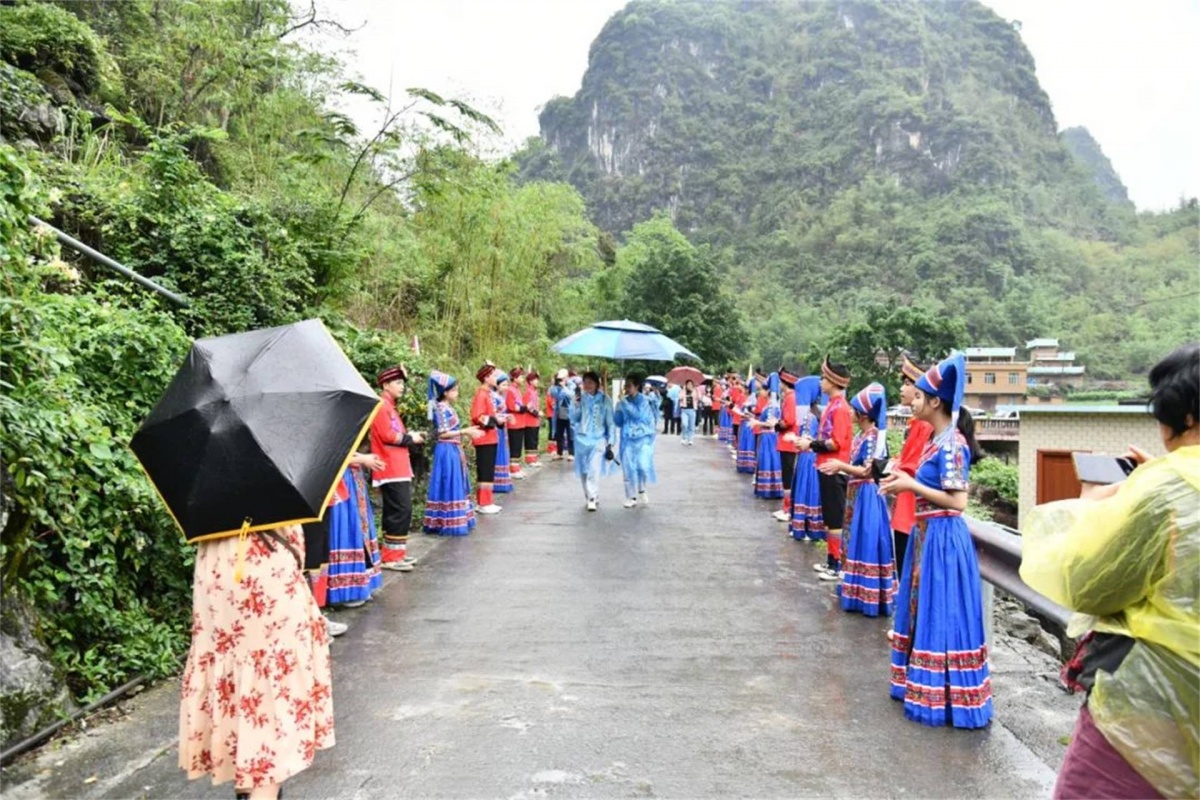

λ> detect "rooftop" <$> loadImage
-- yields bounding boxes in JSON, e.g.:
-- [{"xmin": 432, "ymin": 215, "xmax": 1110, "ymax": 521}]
[
  {"xmin": 1019, "ymin": 404, "xmax": 1149, "ymax": 416},
  {"xmin": 1028, "ymin": 365, "xmax": 1086, "ymax": 375},
  {"xmin": 965, "ymin": 347, "xmax": 1017, "ymax": 359},
  {"xmin": 1025, "ymin": 338, "xmax": 1060, "ymax": 349}
]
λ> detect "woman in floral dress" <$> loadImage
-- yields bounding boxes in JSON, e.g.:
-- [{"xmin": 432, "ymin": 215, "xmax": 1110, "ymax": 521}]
[{"xmin": 179, "ymin": 523, "xmax": 334, "ymax": 798}]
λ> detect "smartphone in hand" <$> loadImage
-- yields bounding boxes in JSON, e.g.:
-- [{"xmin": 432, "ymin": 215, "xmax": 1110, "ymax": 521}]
[{"xmin": 1072, "ymin": 453, "xmax": 1136, "ymax": 485}]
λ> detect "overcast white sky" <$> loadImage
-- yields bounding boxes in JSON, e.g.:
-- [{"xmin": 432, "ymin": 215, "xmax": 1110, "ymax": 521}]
[{"xmin": 319, "ymin": 0, "xmax": 1198, "ymax": 210}]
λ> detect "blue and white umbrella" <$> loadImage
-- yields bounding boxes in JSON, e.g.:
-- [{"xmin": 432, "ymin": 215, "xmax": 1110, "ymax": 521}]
[{"xmin": 551, "ymin": 320, "xmax": 700, "ymax": 362}]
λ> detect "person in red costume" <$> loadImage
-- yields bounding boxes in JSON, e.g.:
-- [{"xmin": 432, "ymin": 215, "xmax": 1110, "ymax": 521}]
[
  {"xmin": 505, "ymin": 366, "xmax": 528, "ymax": 481},
  {"xmin": 522, "ymin": 370, "xmax": 543, "ymax": 468},
  {"xmin": 370, "ymin": 364, "xmax": 425, "ymax": 572},
  {"xmin": 799, "ymin": 356, "xmax": 853, "ymax": 581},
  {"xmin": 772, "ymin": 368, "xmax": 801, "ymax": 523},
  {"xmin": 890, "ymin": 354, "xmax": 935, "ymax": 578},
  {"xmin": 471, "ymin": 362, "xmax": 503, "ymax": 514}
]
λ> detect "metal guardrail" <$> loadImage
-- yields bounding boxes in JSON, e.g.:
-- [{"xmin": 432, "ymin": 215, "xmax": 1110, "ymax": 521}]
[
  {"xmin": 29, "ymin": 215, "xmax": 189, "ymax": 307},
  {"xmin": 966, "ymin": 516, "xmax": 1071, "ymax": 628}
]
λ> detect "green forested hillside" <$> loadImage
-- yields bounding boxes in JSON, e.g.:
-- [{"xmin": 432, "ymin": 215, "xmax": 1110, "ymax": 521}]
[
  {"xmin": 1061, "ymin": 126, "xmax": 1131, "ymax": 206},
  {"xmin": 519, "ymin": 0, "xmax": 1199, "ymax": 378}
]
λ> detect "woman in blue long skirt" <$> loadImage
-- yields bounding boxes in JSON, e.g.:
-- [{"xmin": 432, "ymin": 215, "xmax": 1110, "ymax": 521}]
[
  {"xmin": 735, "ymin": 378, "xmax": 759, "ymax": 474},
  {"xmin": 327, "ymin": 461, "xmax": 385, "ymax": 606},
  {"xmin": 880, "ymin": 353, "xmax": 993, "ymax": 729},
  {"xmin": 818, "ymin": 382, "xmax": 895, "ymax": 617},
  {"xmin": 752, "ymin": 373, "xmax": 784, "ymax": 499},
  {"xmin": 423, "ymin": 371, "xmax": 479, "ymax": 536},
  {"xmin": 789, "ymin": 376, "xmax": 826, "ymax": 541},
  {"xmin": 492, "ymin": 373, "xmax": 513, "ymax": 495}
]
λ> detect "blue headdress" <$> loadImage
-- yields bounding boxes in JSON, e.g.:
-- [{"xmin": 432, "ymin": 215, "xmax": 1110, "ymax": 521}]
[
  {"xmin": 427, "ymin": 370, "xmax": 457, "ymax": 419},
  {"xmin": 916, "ymin": 352, "xmax": 966, "ymax": 454},
  {"xmin": 794, "ymin": 376, "xmax": 822, "ymax": 407},
  {"xmin": 850, "ymin": 381, "xmax": 889, "ymax": 457},
  {"xmin": 767, "ymin": 371, "xmax": 781, "ymax": 402}
]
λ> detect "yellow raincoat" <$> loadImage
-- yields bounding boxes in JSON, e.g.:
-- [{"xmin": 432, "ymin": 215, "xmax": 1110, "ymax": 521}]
[{"xmin": 1021, "ymin": 445, "xmax": 1199, "ymax": 799}]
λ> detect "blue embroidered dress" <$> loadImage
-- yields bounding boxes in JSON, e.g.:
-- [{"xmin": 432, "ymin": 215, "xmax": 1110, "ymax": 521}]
[
  {"xmin": 327, "ymin": 466, "xmax": 383, "ymax": 605},
  {"xmin": 838, "ymin": 428, "xmax": 896, "ymax": 617},
  {"xmin": 492, "ymin": 390, "xmax": 513, "ymax": 494},
  {"xmin": 422, "ymin": 401, "xmax": 476, "ymax": 536},
  {"xmin": 753, "ymin": 401, "xmax": 784, "ymax": 499},
  {"xmin": 735, "ymin": 398, "xmax": 758, "ymax": 474},
  {"xmin": 789, "ymin": 412, "xmax": 825, "ymax": 541},
  {"xmin": 889, "ymin": 429, "xmax": 993, "ymax": 728}
]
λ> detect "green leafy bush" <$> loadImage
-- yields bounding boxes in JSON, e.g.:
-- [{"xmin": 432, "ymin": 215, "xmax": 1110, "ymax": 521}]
[
  {"xmin": 2, "ymin": 144, "xmax": 193, "ymax": 700},
  {"xmin": 0, "ymin": 1, "xmax": 112, "ymax": 94},
  {"xmin": 971, "ymin": 457, "xmax": 1018, "ymax": 506}
]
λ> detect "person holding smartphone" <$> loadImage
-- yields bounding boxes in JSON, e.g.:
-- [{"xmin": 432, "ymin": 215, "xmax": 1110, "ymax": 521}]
[{"xmin": 1020, "ymin": 343, "xmax": 1198, "ymax": 800}]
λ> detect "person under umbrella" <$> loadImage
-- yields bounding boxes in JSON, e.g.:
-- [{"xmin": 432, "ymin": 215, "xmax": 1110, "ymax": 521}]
[
  {"xmin": 135, "ymin": 320, "xmax": 382, "ymax": 799},
  {"xmin": 326, "ymin": 449, "xmax": 386, "ymax": 608},
  {"xmin": 614, "ymin": 373, "xmax": 658, "ymax": 508},
  {"xmin": 568, "ymin": 370, "xmax": 615, "ymax": 511}
]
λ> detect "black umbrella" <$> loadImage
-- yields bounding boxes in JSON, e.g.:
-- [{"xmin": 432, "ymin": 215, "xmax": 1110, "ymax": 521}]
[{"xmin": 131, "ymin": 319, "xmax": 381, "ymax": 542}]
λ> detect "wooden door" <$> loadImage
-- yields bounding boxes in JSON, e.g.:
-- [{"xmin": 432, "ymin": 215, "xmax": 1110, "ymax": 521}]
[{"xmin": 1037, "ymin": 449, "xmax": 1085, "ymax": 504}]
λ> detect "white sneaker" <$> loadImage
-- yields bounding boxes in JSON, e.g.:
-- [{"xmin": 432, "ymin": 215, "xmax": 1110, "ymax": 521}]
[
  {"xmin": 402, "ymin": 555, "xmax": 419, "ymax": 566},
  {"xmin": 567, "ymin": 455, "xmax": 575, "ymax": 462},
  {"xmin": 477, "ymin": 504, "xmax": 502, "ymax": 515},
  {"xmin": 772, "ymin": 510, "xmax": 790, "ymax": 522},
  {"xmin": 639, "ymin": 491, "xmax": 649, "ymax": 506},
  {"xmin": 813, "ymin": 562, "xmax": 830, "ymax": 572},
  {"xmin": 818, "ymin": 570, "xmax": 840, "ymax": 582},
  {"xmin": 324, "ymin": 616, "xmax": 348, "ymax": 637},
  {"xmin": 623, "ymin": 498, "xmax": 637, "ymax": 508},
  {"xmin": 512, "ymin": 471, "xmax": 527, "ymax": 481},
  {"xmin": 381, "ymin": 560, "xmax": 414, "ymax": 572},
  {"xmin": 587, "ymin": 500, "xmax": 597, "ymax": 512}
]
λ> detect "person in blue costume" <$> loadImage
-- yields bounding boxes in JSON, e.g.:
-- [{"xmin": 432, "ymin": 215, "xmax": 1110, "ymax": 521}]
[
  {"xmin": 422, "ymin": 371, "xmax": 482, "ymax": 536},
  {"xmin": 568, "ymin": 370, "xmax": 615, "ymax": 511},
  {"xmin": 751, "ymin": 372, "xmax": 784, "ymax": 499},
  {"xmin": 788, "ymin": 376, "xmax": 826, "ymax": 543},
  {"xmin": 734, "ymin": 377, "xmax": 759, "ymax": 474},
  {"xmin": 880, "ymin": 353, "xmax": 993, "ymax": 729},
  {"xmin": 642, "ymin": 382, "xmax": 663, "ymax": 430},
  {"xmin": 492, "ymin": 372, "xmax": 514, "ymax": 495},
  {"xmin": 327, "ymin": 455, "xmax": 386, "ymax": 607},
  {"xmin": 819, "ymin": 382, "xmax": 896, "ymax": 617},
  {"xmin": 614, "ymin": 375, "xmax": 659, "ymax": 508}
]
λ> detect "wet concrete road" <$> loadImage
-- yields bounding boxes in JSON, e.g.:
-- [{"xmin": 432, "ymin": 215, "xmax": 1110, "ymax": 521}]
[{"xmin": 23, "ymin": 434, "xmax": 1058, "ymax": 798}]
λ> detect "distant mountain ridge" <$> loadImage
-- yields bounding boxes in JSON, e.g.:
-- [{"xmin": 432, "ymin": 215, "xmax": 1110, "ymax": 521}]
[
  {"xmin": 514, "ymin": 0, "xmax": 1198, "ymax": 379},
  {"xmin": 1060, "ymin": 126, "xmax": 1131, "ymax": 206}
]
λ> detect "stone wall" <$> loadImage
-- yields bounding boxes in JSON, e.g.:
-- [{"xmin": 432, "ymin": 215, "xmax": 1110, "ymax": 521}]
[{"xmin": 1017, "ymin": 410, "xmax": 1163, "ymax": 526}]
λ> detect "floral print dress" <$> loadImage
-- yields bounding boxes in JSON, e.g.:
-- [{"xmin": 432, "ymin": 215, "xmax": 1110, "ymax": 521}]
[{"xmin": 179, "ymin": 524, "xmax": 335, "ymax": 788}]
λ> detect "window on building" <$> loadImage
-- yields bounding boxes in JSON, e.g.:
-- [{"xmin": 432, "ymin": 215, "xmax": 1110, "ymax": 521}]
[
  {"xmin": 1008, "ymin": 372, "xmax": 1018, "ymax": 385},
  {"xmin": 967, "ymin": 373, "xmax": 973, "ymax": 384},
  {"xmin": 984, "ymin": 372, "xmax": 996, "ymax": 384}
]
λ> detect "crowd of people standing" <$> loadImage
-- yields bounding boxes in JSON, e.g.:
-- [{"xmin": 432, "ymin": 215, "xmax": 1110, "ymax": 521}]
[
  {"xmin": 712, "ymin": 354, "xmax": 995, "ymax": 730},
  {"xmin": 179, "ymin": 344, "xmax": 1198, "ymax": 800}
]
